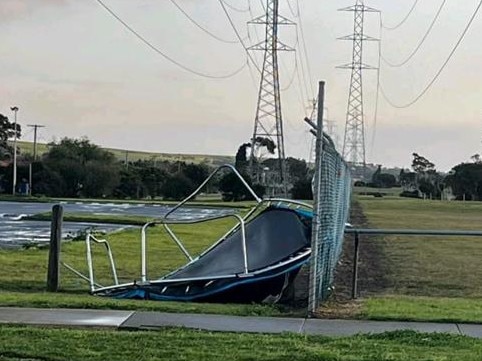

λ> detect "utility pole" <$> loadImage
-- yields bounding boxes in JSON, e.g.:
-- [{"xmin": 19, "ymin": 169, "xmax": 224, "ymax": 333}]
[
  {"xmin": 338, "ymin": 0, "xmax": 378, "ymax": 174},
  {"xmin": 27, "ymin": 124, "xmax": 45, "ymax": 161},
  {"xmin": 10, "ymin": 107, "xmax": 19, "ymax": 196},
  {"xmin": 27, "ymin": 124, "xmax": 45, "ymax": 196},
  {"xmin": 248, "ymin": 0, "xmax": 294, "ymax": 197}
]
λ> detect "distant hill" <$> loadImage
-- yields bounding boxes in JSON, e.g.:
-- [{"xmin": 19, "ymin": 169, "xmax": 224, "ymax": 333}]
[{"xmin": 12, "ymin": 141, "xmax": 235, "ymax": 167}]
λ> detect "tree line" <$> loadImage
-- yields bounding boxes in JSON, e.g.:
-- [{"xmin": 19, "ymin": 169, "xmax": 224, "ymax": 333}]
[
  {"xmin": 0, "ymin": 113, "xmax": 313, "ymax": 200},
  {"xmin": 366, "ymin": 152, "xmax": 482, "ymax": 201}
]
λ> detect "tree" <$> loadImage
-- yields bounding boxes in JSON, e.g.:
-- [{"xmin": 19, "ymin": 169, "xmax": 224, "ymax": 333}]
[
  {"xmin": 160, "ymin": 173, "xmax": 194, "ymax": 201},
  {"xmin": 235, "ymin": 143, "xmax": 251, "ymax": 172},
  {"xmin": 218, "ymin": 172, "xmax": 264, "ymax": 201},
  {"xmin": 410, "ymin": 153, "xmax": 440, "ymax": 199},
  {"xmin": 471, "ymin": 154, "xmax": 481, "ymax": 164},
  {"xmin": 182, "ymin": 163, "xmax": 209, "ymax": 189},
  {"xmin": 0, "ymin": 113, "xmax": 21, "ymax": 159},
  {"xmin": 371, "ymin": 165, "xmax": 397, "ymax": 188},
  {"xmin": 286, "ymin": 157, "xmax": 309, "ymax": 182},
  {"xmin": 254, "ymin": 137, "xmax": 276, "ymax": 154},
  {"xmin": 291, "ymin": 179, "xmax": 313, "ymax": 200},
  {"xmin": 41, "ymin": 137, "xmax": 120, "ymax": 197},
  {"xmin": 446, "ymin": 163, "xmax": 482, "ymax": 201},
  {"xmin": 412, "ymin": 153, "xmax": 435, "ymax": 174}
]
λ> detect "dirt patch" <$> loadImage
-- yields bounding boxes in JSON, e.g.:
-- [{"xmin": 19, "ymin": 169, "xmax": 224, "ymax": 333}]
[
  {"xmin": 315, "ymin": 299, "xmax": 363, "ymax": 319},
  {"xmin": 328, "ymin": 200, "xmax": 390, "ymax": 301}
]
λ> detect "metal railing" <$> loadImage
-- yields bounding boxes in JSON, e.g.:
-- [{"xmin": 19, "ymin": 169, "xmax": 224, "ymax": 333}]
[
  {"xmin": 85, "ymin": 233, "xmax": 119, "ymax": 293},
  {"xmin": 345, "ymin": 228, "xmax": 482, "ymax": 299}
]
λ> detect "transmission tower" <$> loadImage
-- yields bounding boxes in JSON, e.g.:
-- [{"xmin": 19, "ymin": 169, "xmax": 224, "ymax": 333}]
[
  {"xmin": 339, "ymin": 0, "xmax": 378, "ymax": 168},
  {"xmin": 308, "ymin": 100, "xmax": 340, "ymax": 165},
  {"xmin": 248, "ymin": 0, "xmax": 294, "ymax": 195}
]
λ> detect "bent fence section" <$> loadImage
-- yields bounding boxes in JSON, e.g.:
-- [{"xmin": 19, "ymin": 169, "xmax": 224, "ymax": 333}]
[{"xmin": 308, "ymin": 130, "xmax": 352, "ymax": 313}]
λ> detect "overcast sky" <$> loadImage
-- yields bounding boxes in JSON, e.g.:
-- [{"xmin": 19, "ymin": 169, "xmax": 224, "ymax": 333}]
[{"xmin": 1, "ymin": 0, "xmax": 481, "ymax": 171}]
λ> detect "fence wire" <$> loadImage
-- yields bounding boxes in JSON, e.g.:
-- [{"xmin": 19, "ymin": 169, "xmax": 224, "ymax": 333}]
[{"xmin": 309, "ymin": 134, "xmax": 352, "ymax": 313}]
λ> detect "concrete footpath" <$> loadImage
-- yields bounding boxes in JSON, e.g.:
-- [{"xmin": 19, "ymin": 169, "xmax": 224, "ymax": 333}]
[{"xmin": 1, "ymin": 307, "xmax": 482, "ymax": 338}]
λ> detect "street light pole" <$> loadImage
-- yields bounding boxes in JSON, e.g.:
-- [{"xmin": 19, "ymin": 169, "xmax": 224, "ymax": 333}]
[{"xmin": 10, "ymin": 106, "xmax": 19, "ymax": 196}]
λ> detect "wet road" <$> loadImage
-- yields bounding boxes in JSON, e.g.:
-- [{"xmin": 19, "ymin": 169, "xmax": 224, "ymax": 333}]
[{"xmin": 0, "ymin": 201, "xmax": 232, "ymax": 248}]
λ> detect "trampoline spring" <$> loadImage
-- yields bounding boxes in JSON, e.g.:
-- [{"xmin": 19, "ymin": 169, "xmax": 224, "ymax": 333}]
[
  {"xmin": 161, "ymin": 286, "xmax": 167, "ymax": 294},
  {"xmin": 204, "ymin": 281, "xmax": 214, "ymax": 288},
  {"xmin": 185, "ymin": 286, "xmax": 190, "ymax": 294}
]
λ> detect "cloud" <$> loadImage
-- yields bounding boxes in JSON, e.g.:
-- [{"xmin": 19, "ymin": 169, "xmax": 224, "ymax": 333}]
[{"xmin": 0, "ymin": 0, "xmax": 67, "ymax": 19}]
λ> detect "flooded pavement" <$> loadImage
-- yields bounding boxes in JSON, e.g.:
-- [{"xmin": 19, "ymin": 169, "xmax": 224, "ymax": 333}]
[{"xmin": 0, "ymin": 201, "xmax": 233, "ymax": 248}]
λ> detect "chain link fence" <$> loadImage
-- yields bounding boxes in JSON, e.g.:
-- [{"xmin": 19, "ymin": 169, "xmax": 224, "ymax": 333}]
[{"xmin": 308, "ymin": 133, "xmax": 352, "ymax": 313}]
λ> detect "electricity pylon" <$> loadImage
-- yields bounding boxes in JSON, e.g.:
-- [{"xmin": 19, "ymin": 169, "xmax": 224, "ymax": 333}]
[
  {"xmin": 338, "ymin": 0, "xmax": 379, "ymax": 168},
  {"xmin": 248, "ymin": 0, "xmax": 294, "ymax": 196}
]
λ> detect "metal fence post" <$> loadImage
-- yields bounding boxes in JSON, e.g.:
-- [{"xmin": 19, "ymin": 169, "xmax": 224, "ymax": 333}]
[
  {"xmin": 308, "ymin": 81, "xmax": 325, "ymax": 316},
  {"xmin": 47, "ymin": 205, "xmax": 63, "ymax": 292},
  {"xmin": 351, "ymin": 231, "xmax": 360, "ymax": 300}
]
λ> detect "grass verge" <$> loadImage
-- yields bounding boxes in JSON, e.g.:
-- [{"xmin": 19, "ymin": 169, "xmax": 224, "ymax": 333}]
[
  {"xmin": 362, "ymin": 296, "xmax": 482, "ymax": 324},
  {"xmin": 1, "ymin": 327, "xmax": 482, "ymax": 361}
]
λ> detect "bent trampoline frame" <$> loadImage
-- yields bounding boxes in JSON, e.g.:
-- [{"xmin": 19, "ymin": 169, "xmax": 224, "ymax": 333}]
[{"xmin": 78, "ymin": 164, "xmax": 313, "ymax": 296}]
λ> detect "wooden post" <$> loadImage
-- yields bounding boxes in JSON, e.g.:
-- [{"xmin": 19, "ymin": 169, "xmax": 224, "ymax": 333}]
[{"xmin": 47, "ymin": 205, "xmax": 63, "ymax": 292}]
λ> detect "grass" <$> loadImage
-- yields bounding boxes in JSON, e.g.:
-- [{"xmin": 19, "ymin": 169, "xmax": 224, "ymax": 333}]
[
  {"xmin": 353, "ymin": 186, "xmax": 403, "ymax": 197},
  {"xmin": 14, "ymin": 140, "xmax": 234, "ymax": 167},
  {"xmin": 362, "ymin": 296, "xmax": 482, "ymax": 324},
  {"xmin": 2, "ymin": 327, "xmax": 482, "ymax": 361},
  {"xmin": 0, "ymin": 215, "xmax": 291, "ymax": 317},
  {"xmin": 358, "ymin": 196, "xmax": 482, "ymax": 297},
  {"xmin": 26, "ymin": 212, "xmax": 154, "ymax": 226},
  {"xmin": 0, "ymin": 291, "xmax": 284, "ymax": 317},
  {"xmin": 343, "ymin": 196, "xmax": 482, "ymax": 323}
]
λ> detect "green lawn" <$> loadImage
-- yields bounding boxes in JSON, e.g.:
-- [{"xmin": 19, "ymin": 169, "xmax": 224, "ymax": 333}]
[
  {"xmin": 344, "ymin": 196, "xmax": 482, "ymax": 323},
  {"xmin": 2, "ymin": 326, "xmax": 482, "ymax": 361}
]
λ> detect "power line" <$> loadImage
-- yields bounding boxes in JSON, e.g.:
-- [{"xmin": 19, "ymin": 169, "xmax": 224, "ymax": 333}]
[
  {"xmin": 382, "ymin": 0, "xmax": 448, "ymax": 68},
  {"xmin": 294, "ymin": 0, "xmax": 315, "ymax": 97},
  {"xmin": 370, "ymin": 15, "xmax": 383, "ymax": 158},
  {"xmin": 94, "ymin": 0, "xmax": 247, "ymax": 79},
  {"xmin": 294, "ymin": 56, "xmax": 309, "ymax": 114},
  {"xmin": 259, "ymin": 0, "xmax": 266, "ymax": 12},
  {"xmin": 220, "ymin": 0, "xmax": 250, "ymax": 13},
  {"xmin": 287, "ymin": 0, "xmax": 299, "ymax": 18},
  {"xmin": 247, "ymin": 0, "xmax": 264, "ymax": 70},
  {"xmin": 383, "ymin": 0, "xmax": 420, "ymax": 30},
  {"xmin": 218, "ymin": 0, "xmax": 261, "ymax": 73},
  {"xmin": 169, "ymin": 0, "xmax": 240, "ymax": 44},
  {"xmin": 381, "ymin": 0, "xmax": 482, "ymax": 109},
  {"xmin": 281, "ymin": 54, "xmax": 298, "ymax": 92}
]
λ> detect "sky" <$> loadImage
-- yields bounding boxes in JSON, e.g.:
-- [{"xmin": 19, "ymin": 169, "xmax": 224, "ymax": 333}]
[{"xmin": 1, "ymin": 0, "xmax": 481, "ymax": 171}]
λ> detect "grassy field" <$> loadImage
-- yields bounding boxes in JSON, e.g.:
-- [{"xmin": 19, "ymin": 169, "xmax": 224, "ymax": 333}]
[
  {"xmin": 2, "ymin": 327, "xmax": 482, "ymax": 361},
  {"xmin": 4, "ymin": 194, "xmax": 482, "ymax": 324},
  {"xmin": 14, "ymin": 140, "xmax": 234, "ymax": 167},
  {"xmin": 358, "ymin": 196, "xmax": 482, "ymax": 297},
  {"xmin": 330, "ymin": 196, "xmax": 482, "ymax": 323},
  {"xmin": 353, "ymin": 186, "xmax": 403, "ymax": 197}
]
